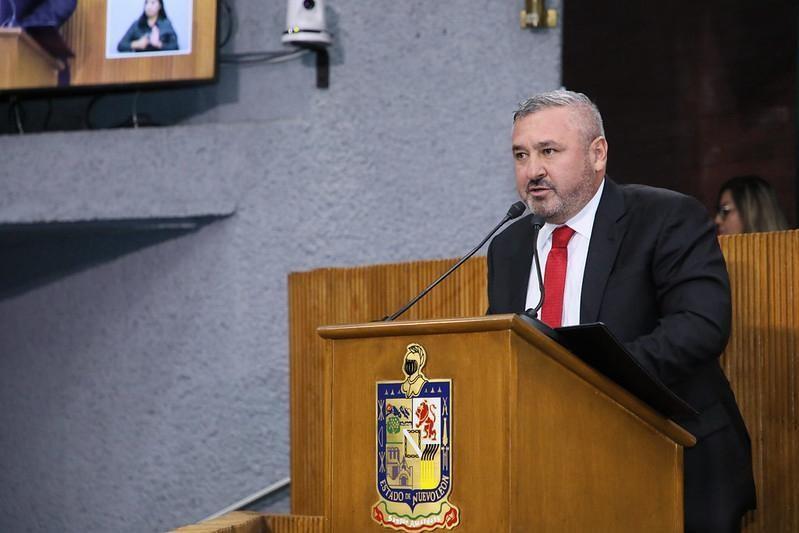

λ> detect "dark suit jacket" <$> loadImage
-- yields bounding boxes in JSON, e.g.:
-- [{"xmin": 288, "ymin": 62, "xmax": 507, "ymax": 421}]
[{"xmin": 487, "ymin": 178, "xmax": 756, "ymax": 531}]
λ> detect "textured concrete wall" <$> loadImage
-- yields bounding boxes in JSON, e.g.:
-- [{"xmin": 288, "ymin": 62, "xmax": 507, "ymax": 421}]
[{"xmin": 0, "ymin": 1, "xmax": 561, "ymax": 531}]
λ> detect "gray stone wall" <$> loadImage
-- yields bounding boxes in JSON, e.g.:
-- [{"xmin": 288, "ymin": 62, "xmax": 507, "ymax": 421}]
[{"xmin": 0, "ymin": 1, "xmax": 561, "ymax": 531}]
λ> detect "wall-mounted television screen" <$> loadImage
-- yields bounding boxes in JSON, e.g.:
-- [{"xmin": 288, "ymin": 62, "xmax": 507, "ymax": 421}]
[{"xmin": 0, "ymin": 0, "xmax": 217, "ymax": 93}]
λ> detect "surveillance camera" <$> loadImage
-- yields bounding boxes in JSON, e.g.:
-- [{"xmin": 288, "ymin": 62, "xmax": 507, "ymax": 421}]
[{"xmin": 282, "ymin": 0, "xmax": 332, "ymax": 47}]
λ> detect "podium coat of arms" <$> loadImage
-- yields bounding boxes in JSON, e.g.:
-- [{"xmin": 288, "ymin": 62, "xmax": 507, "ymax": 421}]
[{"xmin": 373, "ymin": 343, "xmax": 460, "ymax": 532}]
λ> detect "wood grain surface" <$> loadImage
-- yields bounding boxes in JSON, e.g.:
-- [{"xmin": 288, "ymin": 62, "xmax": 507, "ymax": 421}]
[
  {"xmin": 0, "ymin": 28, "xmax": 60, "ymax": 90},
  {"xmin": 290, "ymin": 230, "xmax": 799, "ymax": 532}
]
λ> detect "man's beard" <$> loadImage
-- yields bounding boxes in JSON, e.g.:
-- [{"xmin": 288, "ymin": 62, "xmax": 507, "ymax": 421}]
[{"xmin": 525, "ymin": 159, "xmax": 596, "ymax": 223}]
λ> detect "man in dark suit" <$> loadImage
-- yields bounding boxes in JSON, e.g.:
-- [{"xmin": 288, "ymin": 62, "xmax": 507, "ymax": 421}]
[{"xmin": 487, "ymin": 89, "xmax": 756, "ymax": 532}]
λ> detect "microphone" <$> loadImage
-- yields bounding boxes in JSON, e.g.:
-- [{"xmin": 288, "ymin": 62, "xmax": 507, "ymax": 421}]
[
  {"xmin": 384, "ymin": 201, "xmax": 527, "ymax": 321},
  {"xmin": 524, "ymin": 214, "xmax": 547, "ymax": 319},
  {"xmin": 519, "ymin": 213, "xmax": 561, "ymax": 341}
]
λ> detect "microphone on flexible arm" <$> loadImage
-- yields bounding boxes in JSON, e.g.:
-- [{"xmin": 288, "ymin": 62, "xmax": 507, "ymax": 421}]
[
  {"xmin": 524, "ymin": 213, "xmax": 547, "ymax": 319},
  {"xmin": 383, "ymin": 201, "xmax": 527, "ymax": 321},
  {"xmin": 520, "ymin": 213, "xmax": 560, "ymax": 340}
]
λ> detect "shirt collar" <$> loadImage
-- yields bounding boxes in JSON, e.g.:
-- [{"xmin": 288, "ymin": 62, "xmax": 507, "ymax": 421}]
[{"xmin": 539, "ymin": 179, "xmax": 605, "ymax": 243}]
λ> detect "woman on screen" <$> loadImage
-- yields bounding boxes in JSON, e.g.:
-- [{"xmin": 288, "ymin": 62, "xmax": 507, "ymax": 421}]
[{"xmin": 117, "ymin": 0, "xmax": 178, "ymax": 52}]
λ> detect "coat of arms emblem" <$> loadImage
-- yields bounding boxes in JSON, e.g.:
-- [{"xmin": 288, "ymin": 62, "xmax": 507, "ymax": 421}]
[{"xmin": 373, "ymin": 343, "xmax": 460, "ymax": 531}]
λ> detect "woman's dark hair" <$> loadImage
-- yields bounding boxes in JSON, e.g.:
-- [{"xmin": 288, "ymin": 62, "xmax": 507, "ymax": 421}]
[
  {"xmin": 718, "ymin": 175, "xmax": 789, "ymax": 233},
  {"xmin": 137, "ymin": 0, "xmax": 168, "ymax": 26}
]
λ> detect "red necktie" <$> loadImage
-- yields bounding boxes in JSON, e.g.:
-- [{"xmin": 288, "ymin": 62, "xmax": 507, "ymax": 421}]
[{"xmin": 541, "ymin": 225, "xmax": 575, "ymax": 327}]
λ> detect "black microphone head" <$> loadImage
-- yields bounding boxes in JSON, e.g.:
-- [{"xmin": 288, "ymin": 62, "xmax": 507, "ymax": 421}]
[
  {"xmin": 530, "ymin": 213, "xmax": 546, "ymax": 230},
  {"xmin": 507, "ymin": 201, "xmax": 526, "ymax": 220}
]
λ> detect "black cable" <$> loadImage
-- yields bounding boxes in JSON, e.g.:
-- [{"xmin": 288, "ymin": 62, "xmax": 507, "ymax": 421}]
[
  {"xmin": 5, "ymin": 98, "xmax": 54, "ymax": 133},
  {"xmin": 86, "ymin": 91, "xmax": 167, "ymax": 130},
  {"xmin": 218, "ymin": 0, "xmax": 234, "ymax": 48},
  {"xmin": 8, "ymin": 96, "xmax": 24, "ymax": 134},
  {"xmin": 131, "ymin": 91, "xmax": 141, "ymax": 128},
  {"xmin": 84, "ymin": 94, "xmax": 103, "ymax": 130}
]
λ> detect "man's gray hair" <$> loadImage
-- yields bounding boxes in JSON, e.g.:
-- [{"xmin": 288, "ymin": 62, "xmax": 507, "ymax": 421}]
[{"xmin": 513, "ymin": 89, "xmax": 605, "ymax": 144}]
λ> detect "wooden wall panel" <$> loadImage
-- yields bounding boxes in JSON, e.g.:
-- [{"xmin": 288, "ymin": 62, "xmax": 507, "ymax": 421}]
[
  {"xmin": 290, "ymin": 231, "xmax": 799, "ymax": 532},
  {"xmin": 719, "ymin": 230, "xmax": 799, "ymax": 532},
  {"xmin": 263, "ymin": 514, "xmax": 325, "ymax": 533},
  {"xmin": 61, "ymin": 0, "xmax": 215, "ymax": 87}
]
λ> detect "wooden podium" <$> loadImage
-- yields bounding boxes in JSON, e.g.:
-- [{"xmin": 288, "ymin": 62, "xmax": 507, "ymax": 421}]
[
  {"xmin": 176, "ymin": 232, "xmax": 799, "ymax": 532},
  {"xmin": 316, "ymin": 314, "xmax": 695, "ymax": 532},
  {"xmin": 0, "ymin": 28, "xmax": 62, "ymax": 90}
]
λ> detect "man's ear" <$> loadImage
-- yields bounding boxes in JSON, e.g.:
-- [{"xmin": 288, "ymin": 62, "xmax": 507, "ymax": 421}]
[{"xmin": 591, "ymin": 136, "xmax": 608, "ymax": 172}]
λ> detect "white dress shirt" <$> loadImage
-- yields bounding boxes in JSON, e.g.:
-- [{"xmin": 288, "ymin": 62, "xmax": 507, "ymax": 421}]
[{"xmin": 524, "ymin": 179, "xmax": 605, "ymax": 326}]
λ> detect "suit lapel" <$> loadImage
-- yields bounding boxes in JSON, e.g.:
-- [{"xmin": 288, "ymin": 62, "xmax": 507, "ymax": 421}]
[
  {"xmin": 508, "ymin": 215, "xmax": 537, "ymax": 313},
  {"xmin": 580, "ymin": 178, "xmax": 628, "ymax": 323}
]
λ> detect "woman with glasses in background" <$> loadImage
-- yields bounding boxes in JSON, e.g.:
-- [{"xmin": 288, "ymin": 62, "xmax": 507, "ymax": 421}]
[{"xmin": 715, "ymin": 175, "xmax": 790, "ymax": 235}]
